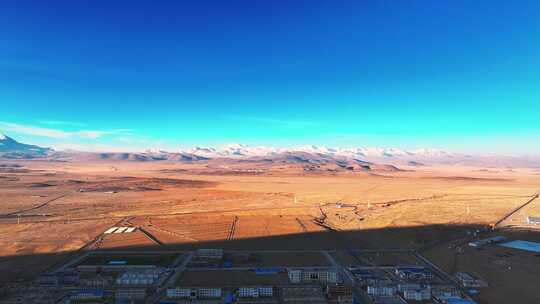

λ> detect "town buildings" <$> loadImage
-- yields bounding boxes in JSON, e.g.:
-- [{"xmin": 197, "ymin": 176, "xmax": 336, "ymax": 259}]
[{"xmin": 287, "ymin": 269, "xmax": 338, "ymax": 284}]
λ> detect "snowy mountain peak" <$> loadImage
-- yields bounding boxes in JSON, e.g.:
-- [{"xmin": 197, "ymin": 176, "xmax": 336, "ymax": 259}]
[
  {"xmin": 181, "ymin": 143, "xmax": 454, "ymax": 161},
  {"xmin": 412, "ymin": 148, "xmax": 451, "ymax": 157},
  {"xmin": 0, "ymin": 133, "xmax": 51, "ymax": 157},
  {"xmin": 223, "ymin": 143, "xmax": 248, "ymax": 149}
]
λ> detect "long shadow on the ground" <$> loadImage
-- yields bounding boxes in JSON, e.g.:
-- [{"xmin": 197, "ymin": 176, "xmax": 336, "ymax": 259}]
[{"xmin": 2, "ymin": 223, "xmax": 540, "ymax": 303}]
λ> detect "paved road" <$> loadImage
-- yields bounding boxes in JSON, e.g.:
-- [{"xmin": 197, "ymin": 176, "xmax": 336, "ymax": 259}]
[
  {"xmin": 0, "ymin": 205, "xmax": 320, "ymax": 224},
  {"xmin": 54, "ymin": 251, "xmax": 91, "ymax": 273},
  {"xmin": 322, "ymin": 251, "xmax": 370, "ymax": 304},
  {"xmin": 494, "ymin": 191, "xmax": 539, "ymax": 228},
  {"xmin": 139, "ymin": 226, "xmax": 164, "ymax": 246},
  {"xmin": 147, "ymin": 252, "xmax": 194, "ymax": 304},
  {"xmin": 415, "ymin": 252, "xmax": 477, "ymax": 301},
  {"xmin": 0, "ymin": 193, "xmax": 70, "ymax": 218}
]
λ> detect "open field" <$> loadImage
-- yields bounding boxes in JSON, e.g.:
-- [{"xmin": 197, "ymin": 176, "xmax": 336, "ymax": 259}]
[
  {"xmin": 79, "ymin": 253, "xmax": 178, "ymax": 267},
  {"xmin": 0, "ymin": 160, "xmax": 539, "ymax": 303},
  {"xmin": 424, "ymin": 229, "xmax": 540, "ymax": 304},
  {"xmin": 176, "ymin": 270, "xmax": 290, "ymax": 287},
  {"xmin": 226, "ymin": 251, "xmax": 331, "ymax": 267},
  {"xmin": 334, "ymin": 251, "xmax": 422, "ymax": 268}
]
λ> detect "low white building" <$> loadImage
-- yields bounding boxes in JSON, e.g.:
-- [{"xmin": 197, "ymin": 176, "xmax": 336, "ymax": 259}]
[
  {"xmin": 431, "ymin": 285, "xmax": 461, "ymax": 298},
  {"xmin": 527, "ymin": 216, "xmax": 540, "ymax": 225},
  {"xmin": 397, "ymin": 283, "xmax": 421, "ymax": 292},
  {"xmin": 288, "ymin": 269, "xmax": 302, "ymax": 283},
  {"xmin": 395, "ymin": 267, "xmax": 434, "ymax": 281},
  {"xmin": 238, "ymin": 286, "xmax": 273, "ymax": 298},
  {"xmin": 116, "ymin": 269, "xmax": 163, "ymax": 286},
  {"xmin": 115, "ymin": 288, "xmax": 146, "ymax": 300},
  {"xmin": 167, "ymin": 288, "xmax": 193, "ymax": 298},
  {"xmin": 367, "ymin": 285, "xmax": 396, "ymax": 297},
  {"xmin": 287, "ymin": 269, "xmax": 338, "ymax": 284},
  {"xmin": 403, "ymin": 288, "xmax": 431, "ymax": 301},
  {"xmin": 198, "ymin": 287, "xmax": 222, "ymax": 298},
  {"xmin": 167, "ymin": 287, "xmax": 222, "ymax": 299}
]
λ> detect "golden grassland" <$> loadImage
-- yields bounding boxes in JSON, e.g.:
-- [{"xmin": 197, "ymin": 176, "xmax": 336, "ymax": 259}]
[{"xmin": 0, "ymin": 160, "xmax": 539, "ymax": 303}]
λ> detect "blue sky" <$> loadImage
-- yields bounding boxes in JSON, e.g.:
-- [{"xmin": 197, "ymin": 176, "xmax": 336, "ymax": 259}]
[{"xmin": 1, "ymin": 1, "xmax": 539, "ymax": 153}]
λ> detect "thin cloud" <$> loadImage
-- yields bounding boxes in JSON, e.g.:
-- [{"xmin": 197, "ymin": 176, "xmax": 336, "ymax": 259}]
[
  {"xmin": 0, "ymin": 121, "xmax": 127, "ymax": 139},
  {"xmin": 39, "ymin": 120, "xmax": 86, "ymax": 127},
  {"xmin": 52, "ymin": 138, "xmax": 177, "ymax": 153},
  {"xmin": 51, "ymin": 143, "xmax": 145, "ymax": 153}
]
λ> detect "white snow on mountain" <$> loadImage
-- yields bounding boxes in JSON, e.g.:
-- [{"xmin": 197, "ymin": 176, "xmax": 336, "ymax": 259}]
[
  {"xmin": 181, "ymin": 144, "xmax": 455, "ymax": 160},
  {"xmin": 412, "ymin": 148, "xmax": 452, "ymax": 158}
]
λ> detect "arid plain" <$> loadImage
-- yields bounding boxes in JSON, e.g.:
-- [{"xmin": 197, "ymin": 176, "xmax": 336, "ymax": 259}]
[{"xmin": 1, "ymin": 159, "xmax": 539, "ymax": 303}]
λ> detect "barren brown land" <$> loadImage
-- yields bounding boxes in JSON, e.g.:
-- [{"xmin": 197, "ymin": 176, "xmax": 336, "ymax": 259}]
[{"xmin": 0, "ymin": 159, "xmax": 539, "ymax": 303}]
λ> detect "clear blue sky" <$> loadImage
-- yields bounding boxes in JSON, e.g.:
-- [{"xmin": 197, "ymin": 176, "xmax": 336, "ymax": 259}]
[{"xmin": 1, "ymin": 1, "xmax": 539, "ymax": 153}]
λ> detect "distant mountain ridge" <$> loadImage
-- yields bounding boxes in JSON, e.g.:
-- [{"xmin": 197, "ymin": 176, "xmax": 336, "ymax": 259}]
[
  {"xmin": 0, "ymin": 134, "xmax": 539, "ymax": 168},
  {"xmin": 0, "ymin": 133, "xmax": 52, "ymax": 159},
  {"xmin": 180, "ymin": 144, "xmax": 540, "ymax": 167},
  {"xmin": 63, "ymin": 143, "xmax": 540, "ymax": 168},
  {"xmin": 184, "ymin": 144, "xmax": 453, "ymax": 159}
]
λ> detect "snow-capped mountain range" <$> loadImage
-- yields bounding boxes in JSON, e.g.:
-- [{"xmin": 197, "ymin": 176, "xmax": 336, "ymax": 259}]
[
  {"xmin": 148, "ymin": 144, "xmax": 539, "ymax": 167},
  {"xmin": 1, "ymin": 134, "xmax": 539, "ymax": 167},
  {"xmin": 184, "ymin": 144, "xmax": 452, "ymax": 160}
]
